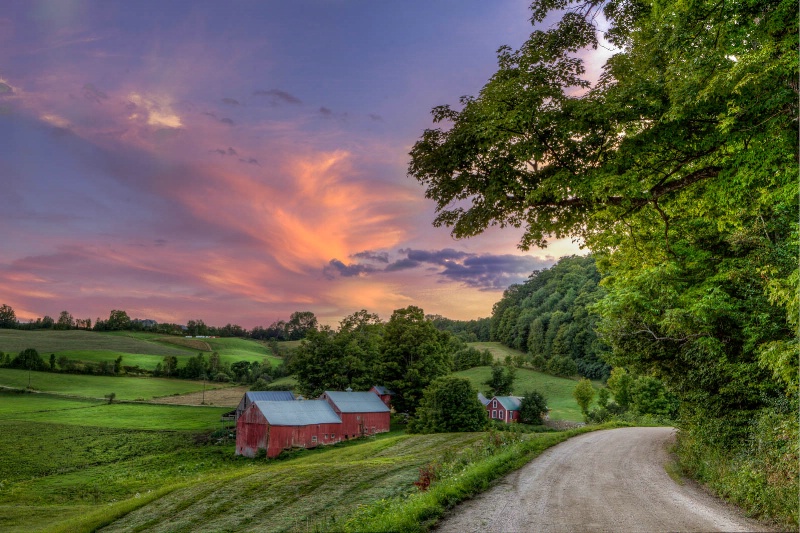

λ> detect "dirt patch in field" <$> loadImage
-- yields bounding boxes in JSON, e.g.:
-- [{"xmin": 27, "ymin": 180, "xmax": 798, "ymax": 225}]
[{"xmin": 150, "ymin": 385, "xmax": 249, "ymax": 407}]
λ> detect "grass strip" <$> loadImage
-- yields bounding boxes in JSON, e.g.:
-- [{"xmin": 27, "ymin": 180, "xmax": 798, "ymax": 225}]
[{"xmin": 339, "ymin": 422, "xmax": 628, "ymax": 532}]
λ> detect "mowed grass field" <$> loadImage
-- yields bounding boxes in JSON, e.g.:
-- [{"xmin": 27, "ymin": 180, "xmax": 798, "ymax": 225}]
[
  {"xmin": 0, "ymin": 330, "xmax": 282, "ymax": 371},
  {"xmin": 0, "ymin": 368, "xmax": 229, "ymax": 400},
  {"xmin": 0, "ymin": 391, "xmax": 228, "ymax": 430},
  {"xmin": 0, "ymin": 411, "xmax": 488, "ymax": 533},
  {"xmin": 454, "ymin": 366, "xmax": 585, "ymax": 422}
]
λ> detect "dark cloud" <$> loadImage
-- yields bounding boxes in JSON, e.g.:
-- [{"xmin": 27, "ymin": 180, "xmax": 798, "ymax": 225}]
[
  {"xmin": 211, "ymin": 147, "xmax": 238, "ymax": 156},
  {"xmin": 239, "ymin": 157, "xmax": 259, "ymax": 165},
  {"xmin": 368, "ymin": 113, "xmax": 383, "ymax": 122},
  {"xmin": 154, "ymin": 239, "xmax": 167, "ymax": 246},
  {"xmin": 82, "ymin": 83, "xmax": 108, "ymax": 104},
  {"xmin": 253, "ymin": 88, "xmax": 302, "ymax": 105},
  {"xmin": 0, "ymin": 82, "xmax": 14, "ymax": 95},
  {"xmin": 323, "ymin": 259, "xmax": 379, "ymax": 279},
  {"xmin": 221, "ymin": 97, "xmax": 240, "ymax": 106},
  {"xmin": 319, "ymin": 106, "xmax": 332, "ymax": 117},
  {"xmin": 324, "ymin": 248, "xmax": 556, "ymax": 290},
  {"xmin": 352, "ymin": 250, "xmax": 389, "ymax": 263}
]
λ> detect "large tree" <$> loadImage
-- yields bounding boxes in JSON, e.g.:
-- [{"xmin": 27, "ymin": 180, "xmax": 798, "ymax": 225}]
[
  {"xmin": 409, "ymin": 0, "xmax": 797, "ymax": 522},
  {"xmin": 409, "ymin": 376, "xmax": 488, "ymax": 433},
  {"xmin": 292, "ymin": 310, "xmax": 384, "ymax": 397},
  {"xmin": 380, "ymin": 306, "xmax": 454, "ymax": 415},
  {"xmin": 0, "ymin": 304, "xmax": 16, "ymax": 329}
]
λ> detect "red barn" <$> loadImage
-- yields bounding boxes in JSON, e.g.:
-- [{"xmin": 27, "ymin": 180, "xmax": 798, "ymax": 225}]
[
  {"xmin": 234, "ymin": 390, "xmax": 295, "ymax": 421},
  {"xmin": 369, "ymin": 385, "xmax": 395, "ymax": 408},
  {"xmin": 486, "ymin": 396, "xmax": 523, "ymax": 423},
  {"xmin": 321, "ymin": 390, "xmax": 391, "ymax": 438},
  {"xmin": 236, "ymin": 400, "xmax": 342, "ymax": 458}
]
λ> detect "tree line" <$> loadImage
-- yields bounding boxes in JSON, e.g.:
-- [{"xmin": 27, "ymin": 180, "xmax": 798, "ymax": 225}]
[{"xmin": 0, "ymin": 305, "xmax": 319, "ymax": 342}]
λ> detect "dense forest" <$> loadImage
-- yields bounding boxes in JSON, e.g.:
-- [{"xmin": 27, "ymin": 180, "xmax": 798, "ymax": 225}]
[{"xmin": 490, "ymin": 255, "xmax": 609, "ymax": 379}]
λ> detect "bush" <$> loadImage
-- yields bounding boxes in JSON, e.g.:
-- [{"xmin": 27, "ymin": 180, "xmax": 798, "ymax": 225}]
[
  {"xmin": 518, "ymin": 391, "xmax": 548, "ymax": 425},
  {"xmin": 409, "ymin": 376, "xmax": 488, "ymax": 433}
]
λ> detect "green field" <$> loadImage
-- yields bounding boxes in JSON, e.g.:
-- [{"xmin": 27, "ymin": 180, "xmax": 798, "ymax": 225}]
[
  {"xmin": 0, "ymin": 330, "xmax": 281, "ymax": 371},
  {"xmin": 0, "ymin": 391, "xmax": 227, "ymax": 430},
  {"xmin": 454, "ymin": 366, "xmax": 586, "ymax": 422},
  {"xmin": 0, "ymin": 368, "xmax": 227, "ymax": 400},
  {"xmin": 0, "ymin": 416, "xmax": 488, "ymax": 533},
  {"xmin": 468, "ymin": 341, "xmax": 527, "ymax": 362}
]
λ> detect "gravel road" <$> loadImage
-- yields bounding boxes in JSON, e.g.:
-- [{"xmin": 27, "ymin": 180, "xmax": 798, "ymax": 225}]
[{"xmin": 434, "ymin": 426, "xmax": 777, "ymax": 533}]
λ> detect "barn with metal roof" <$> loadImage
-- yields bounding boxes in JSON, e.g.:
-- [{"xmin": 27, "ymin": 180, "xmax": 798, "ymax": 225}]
[
  {"xmin": 234, "ymin": 390, "xmax": 295, "ymax": 421},
  {"xmin": 320, "ymin": 390, "xmax": 390, "ymax": 438},
  {"xmin": 235, "ymin": 400, "xmax": 342, "ymax": 458}
]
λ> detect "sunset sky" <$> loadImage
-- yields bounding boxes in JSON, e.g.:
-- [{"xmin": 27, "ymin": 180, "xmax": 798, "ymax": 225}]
[{"xmin": 0, "ymin": 1, "xmax": 596, "ymax": 328}]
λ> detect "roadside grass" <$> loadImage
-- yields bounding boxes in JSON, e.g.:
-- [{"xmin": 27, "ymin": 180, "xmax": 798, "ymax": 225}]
[
  {"xmin": 453, "ymin": 366, "xmax": 584, "ymax": 422},
  {"xmin": 0, "ymin": 368, "xmax": 222, "ymax": 400},
  {"xmin": 0, "ymin": 391, "xmax": 227, "ymax": 429},
  {"xmin": 338, "ymin": 422, "xmax": 626, "ymax": 532}
]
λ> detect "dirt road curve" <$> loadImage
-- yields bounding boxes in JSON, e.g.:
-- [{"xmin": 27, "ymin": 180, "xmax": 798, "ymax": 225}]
[{"xmin": 434, "ymin": 427, "xmax": 777, "ymax": 533}]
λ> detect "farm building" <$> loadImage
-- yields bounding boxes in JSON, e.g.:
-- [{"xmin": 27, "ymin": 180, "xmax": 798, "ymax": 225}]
[
  {"xmin": 236, "ymin": 400, "xmax": 342, "ymax": 458},
  {"xmin": 369, "ymin": 385, "xmax": 395, "ymax": 408},
  {"xmin": 486, "ymin": 395, "xmax": 523, "ymax": 423},
  {"xmin": 234, "ymin": 390, "xmax": 295, "ymax": 421},
  {"xmin": 321, "ymin": 390, "xmax": 391, "ymax": 438}
]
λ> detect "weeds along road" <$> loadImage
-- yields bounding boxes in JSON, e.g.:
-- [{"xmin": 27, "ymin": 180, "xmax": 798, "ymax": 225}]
[{"xmin": 434, "ymin": 426, "xmax": 776, "ymax": 533}]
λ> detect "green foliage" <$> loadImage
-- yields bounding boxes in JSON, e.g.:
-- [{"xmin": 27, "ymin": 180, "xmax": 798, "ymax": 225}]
[
  {"xmin": 410, "ymin": 0, "xmax": 797, "ymax": 521},
  {"xmin": 483, "ymin": 364, "xmax": 516, "ymax": 396},
  {"xmin": 380, "ymin": 306, "xmax": 454, "ymax": 415},
  {"xmin": 409, "ymin": 376, "xmax": 488, "ymax": 433},
  {"xmin": 572, "ymin": 378, "xmax": 595, "ymax": 416},
  {"xmin": 488, "ymin": 256, "xmax": 610, "ymax": 379},
  {"xmin": 10, "ymin": 347, "xmax": 46, "ymax": 371},
  {"xmin": 606, "ymin": 367, "xmax": 633, "ymax": 409},
  {"xmin": 518, "ymin": 390, "xmax": 548, "ymax": 425},
  {"xmin": 0, "ymin": 304, "xmax": 16, "ymax": 328},
  {"xmin": 292, "ymin": 310, "xmax": 384, "ymax": 397}
]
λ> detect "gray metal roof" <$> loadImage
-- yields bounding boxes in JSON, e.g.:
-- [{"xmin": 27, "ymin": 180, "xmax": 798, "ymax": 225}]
[
  {"xmin": 253, "ymin": 400, "xmax": 341, "ymax": 426},
  {"xmin": 371, "ymin": 385, "xmax": 394, "ymax": 395},
  {"xmin": 323, "ymin": 391, "xmax": 391, "ymax": 413},
  {"xmin": 477, "ymin": 392, "xmax": 490, "ymax": 406},
  {"xmin": 245, "ymin": 391, "xmax": 295, "ymax": 402},
  {"xmin": 494, "ymin": 396, "xmax": 523, "ymax": 411}
]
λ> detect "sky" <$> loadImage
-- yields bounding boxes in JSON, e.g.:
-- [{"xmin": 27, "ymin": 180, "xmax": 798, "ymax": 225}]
[{"xmin": 0, "ymin": 0, "xmax": 596, "ymax": 328}]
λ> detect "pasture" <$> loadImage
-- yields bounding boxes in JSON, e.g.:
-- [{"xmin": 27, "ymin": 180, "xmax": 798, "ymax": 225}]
[
  {"xmin": 0, "ymin": 418, "xmax": 487, "ymax": 533},
  {"xmin": 468, "ymin": 341, "xmax": 527, "ymax": 362},
  {"xmin": 0, "ymin": 368, "xmax": 225, "ymax": 400},
  {"xmin": 454, "ymin": 366, "xmax": 585, "ymax": 422},
  {"xmin": 0, "ymin": 329, "xmax": 281, "ymax": 371},
  {"xmin": 0, "ymin": 391, "xmax": 228, "ymax": 430}
]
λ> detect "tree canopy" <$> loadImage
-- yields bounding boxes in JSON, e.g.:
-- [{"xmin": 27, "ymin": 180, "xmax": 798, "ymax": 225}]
[
  {"xmin": 408, "ymin": 376, "xmax": 488, "ymax": 433},
  {"xmin": 410, "ymin": 0, "xmax": 797, "ymax": 522}
]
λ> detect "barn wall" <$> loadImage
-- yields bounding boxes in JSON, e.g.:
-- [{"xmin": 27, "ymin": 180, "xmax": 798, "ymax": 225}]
[
  {"xmin": 236, "ymin": 405, "xmax": 269, "ymax": 457},
  {"xmin": 339, "ymin": 412, "xmax": 390, "ymax": 438},
  {"xmin": 266, "ymin": 422, "xmax": 343, "ymax": 458}
]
